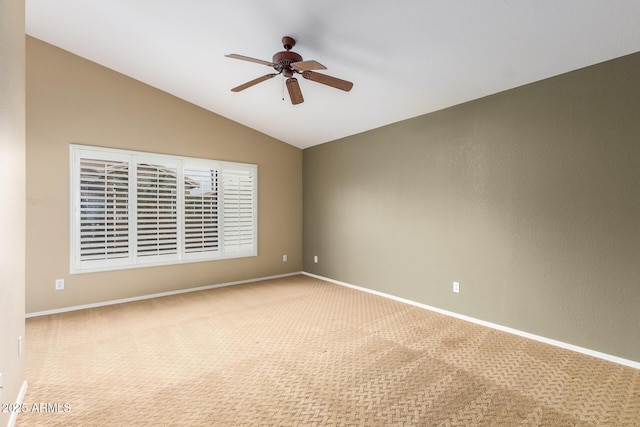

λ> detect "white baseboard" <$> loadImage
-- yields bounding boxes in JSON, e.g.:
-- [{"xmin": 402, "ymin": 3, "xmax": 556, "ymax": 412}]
[
  {"xmin": 26, "ymin": 272, "xmax": 303, "ymax": 318},
  {"xmin": 302, "ymin": 272, "xmax": 640, "ymax": 371},
  {"xmin": 25, "ymin": 270, "xmax": 639, "ymax": 370},
  {"xmin": 7, "ymin": 380, "xmax": 28, "ymax": 427}
]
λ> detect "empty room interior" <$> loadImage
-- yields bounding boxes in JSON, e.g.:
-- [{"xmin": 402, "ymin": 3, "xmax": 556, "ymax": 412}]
[{"xmin": 2, "ymin": 1, "xmax": 640, "ymax": 425}]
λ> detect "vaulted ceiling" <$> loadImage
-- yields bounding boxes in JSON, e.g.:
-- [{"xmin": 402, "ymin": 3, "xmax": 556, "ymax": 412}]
[{"xmin": 25, "ymin": 1, "xmax": 640, "ymax": 148}]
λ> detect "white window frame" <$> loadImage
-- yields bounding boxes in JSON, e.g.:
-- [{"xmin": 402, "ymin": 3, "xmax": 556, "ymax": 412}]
[{"xmin": 70, "ymin": 144, "xmax": 257, "ymax": 274}]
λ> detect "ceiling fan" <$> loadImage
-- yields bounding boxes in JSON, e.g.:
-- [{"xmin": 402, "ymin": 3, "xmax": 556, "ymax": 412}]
[{"xmin": 225, "ymin": 36, "xmax": 353, "ymax": 105}]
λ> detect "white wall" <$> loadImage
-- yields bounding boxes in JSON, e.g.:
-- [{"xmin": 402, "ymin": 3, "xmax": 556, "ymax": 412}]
[{"xmin": 0, "ymin": 0, "xmax": 27, "ymax": 425}]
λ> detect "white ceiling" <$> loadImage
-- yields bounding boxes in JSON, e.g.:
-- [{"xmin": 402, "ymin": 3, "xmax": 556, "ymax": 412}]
[{"xmin": 25, "ymin": 1, "xmax": 640, "ymax": 149}]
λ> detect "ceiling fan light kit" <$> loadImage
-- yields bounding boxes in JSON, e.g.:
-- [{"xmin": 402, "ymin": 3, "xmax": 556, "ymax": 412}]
[{"xmin": 226, "ymin": 36, "xmax": 353, "ymax": 105}]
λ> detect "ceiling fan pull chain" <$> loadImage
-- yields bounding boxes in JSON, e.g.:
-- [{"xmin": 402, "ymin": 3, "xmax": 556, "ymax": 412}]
[{"xmin": 282, "ymin": 75, "xmax": 285, "ymax": 101}]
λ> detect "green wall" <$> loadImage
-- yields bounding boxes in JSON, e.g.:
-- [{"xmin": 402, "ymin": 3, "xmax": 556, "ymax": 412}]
[{"xmin": 303, "ymin": 51, "xmax": 640, "ymax": 362}]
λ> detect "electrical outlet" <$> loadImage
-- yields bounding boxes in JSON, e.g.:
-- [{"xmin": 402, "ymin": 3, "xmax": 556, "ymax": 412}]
[
  {"xmin": 453, "ymin": 282, "xmax": 460, "ymax": 293},
  {"xmin": 283, "ymin": 254, "xmax": 288, "ymax": 262},
  {"xmin": 314, "ymin": 255, "xmax": 318, "ymax": 263},
  {"xmin": 55, "ymin": 279, "xmax": 65, "ymax": 290}
]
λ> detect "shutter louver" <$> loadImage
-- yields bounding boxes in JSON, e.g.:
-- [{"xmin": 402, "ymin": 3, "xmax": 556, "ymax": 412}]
[
  {"xmin": 79, "ymin": 158, "xmax": 130, "ymax": 262},
  {"xmin": 222, "ymin": 168, "xmax": 256, "ymax": 252},
  {"xmin": 136, "ymin": 163, "xmax": 178, "ymax": 258},
  {"xmin": 184, "ymin": 167, "xmax": 219, "ymax": 254}
]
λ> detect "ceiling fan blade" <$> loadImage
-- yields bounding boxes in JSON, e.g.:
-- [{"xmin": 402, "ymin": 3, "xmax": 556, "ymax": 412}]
[
  {"xmin": 225, "ymin": 54, "xmax": 274, "ymax": 67},
  {"xmin": 231, "ymin": 73, "xmax": 278, "ymax": 92},
  {"xmin": 291, "ymin": 60, "xmax": 327, "ymax": 72},
  {"xmin": 286, "ymin": 77, "xmax": 304, "ymax": 105},
  {"xmin": 302, "ymin": 71, "xmax": 353, "ymax": 92}
]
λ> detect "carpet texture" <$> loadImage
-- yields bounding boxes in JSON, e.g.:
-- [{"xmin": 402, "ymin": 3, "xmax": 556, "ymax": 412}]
[{"xmin": 18, "ymin": 275, "xmax": 640, "ymax": 426}]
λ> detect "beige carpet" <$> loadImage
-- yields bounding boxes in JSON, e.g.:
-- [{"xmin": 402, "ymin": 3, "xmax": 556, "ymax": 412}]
[{"xmin": 19, "ymin": 275, "xmax": 640, "ymax": 426}]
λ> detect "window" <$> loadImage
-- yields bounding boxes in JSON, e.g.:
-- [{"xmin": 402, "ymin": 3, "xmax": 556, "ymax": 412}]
[{"xmin": 70, "ymin": 145, "xmax": 257, "ymax": 273}]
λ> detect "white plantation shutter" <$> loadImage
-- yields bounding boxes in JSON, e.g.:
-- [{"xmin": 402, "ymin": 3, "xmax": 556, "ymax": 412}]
[
  {"xmin": 183, "ymin": 165, "xmax": 219, "ymax": 257},
  {"xmin": 73, "ymin": 150, "xmax": 132, "ymax": 271},
  {"xmin": 222, "ymin": 165, "xmax": 257, "ymax": 253},
  {"xmin": 71, "ymin": 145, "xmax": 257, "ymax": 273},
  {"xmin": 136, "ymin": 161, "xmax": 179, "ymax": 261},
  {"xmin": 79, "ymin": 158, "xmax": 130, "ymax": 261}
]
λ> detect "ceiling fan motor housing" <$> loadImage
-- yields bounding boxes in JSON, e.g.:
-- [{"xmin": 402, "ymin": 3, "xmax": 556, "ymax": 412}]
[{"xmin": 272, "ymin": 50, "xmax": 303, "ymax": 77}]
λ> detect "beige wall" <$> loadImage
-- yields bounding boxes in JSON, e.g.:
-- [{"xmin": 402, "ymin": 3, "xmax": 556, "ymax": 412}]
[
  {"xmin": 303, "ymin": 52, "xmax": 640, "ymax": 362},
  {"xmin": 0, "ymin": 0, "xmax": 26, "ymax": 422},
  {"xmin": 26, "ymin": 36, "xmax": 302, "ymax": 314}
]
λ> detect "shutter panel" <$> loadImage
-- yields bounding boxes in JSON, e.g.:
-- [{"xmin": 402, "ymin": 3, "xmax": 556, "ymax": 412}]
[
  {"xmin": 78, "ymin": 158, "xmax": 130, "ymax": 263},
  {"xmin": 184, "ymin": 166, "xmax": 219, "ymax": 255},
  {"xmin": 136, "ymin": 162, "xmax": 178, "ymax": 259},
  {"xmin": 222, "ymin": 166, "xmax": 256, "ymax": 253}
]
